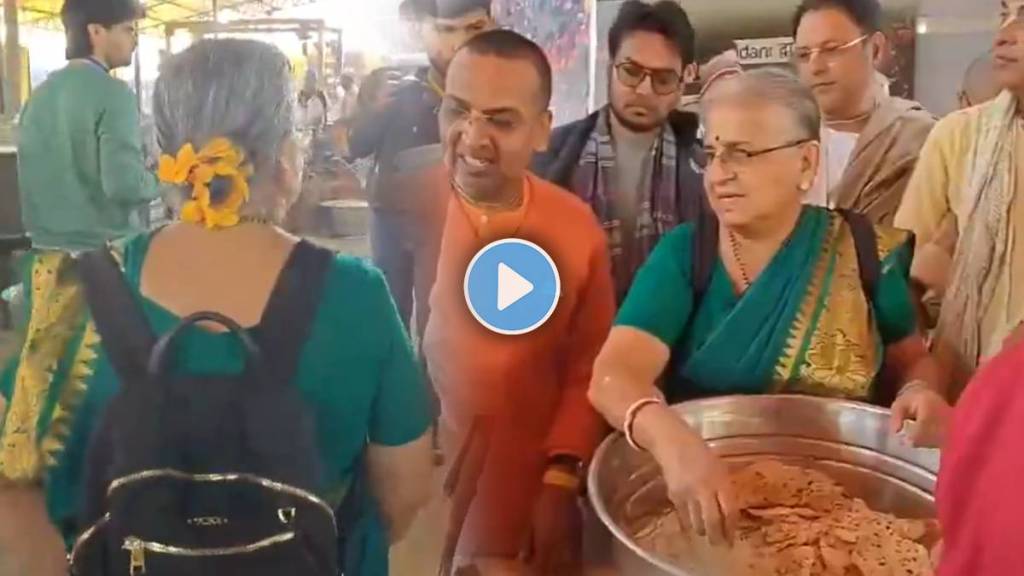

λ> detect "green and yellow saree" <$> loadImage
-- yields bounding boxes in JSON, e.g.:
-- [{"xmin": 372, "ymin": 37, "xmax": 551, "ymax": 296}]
[{"xmin": 617, "ymin": 206, "xmax": 916, "ymax": 402}]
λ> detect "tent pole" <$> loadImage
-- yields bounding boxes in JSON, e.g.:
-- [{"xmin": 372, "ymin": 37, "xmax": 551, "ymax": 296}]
[
  {"xmin": 0, "ymin": 8, "xmax": 6, "ymax": 117},
  {"xmin": 212, "ymin": 0, "xmax": 219, "ymax": 38},
  {"xmin": 3, "ymin": 0, "xmax": 19, "ymax": 116}
]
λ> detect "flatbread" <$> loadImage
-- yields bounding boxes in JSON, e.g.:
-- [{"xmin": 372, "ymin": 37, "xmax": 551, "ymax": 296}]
[{"xmin": 631, "ymin": 460, "xmax": 936, "ymax": 576}]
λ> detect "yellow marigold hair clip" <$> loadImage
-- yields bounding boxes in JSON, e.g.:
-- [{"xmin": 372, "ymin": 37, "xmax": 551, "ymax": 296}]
[{"xmin": 157, "ymin": 137, "xmax": 255, "ymax": 229}]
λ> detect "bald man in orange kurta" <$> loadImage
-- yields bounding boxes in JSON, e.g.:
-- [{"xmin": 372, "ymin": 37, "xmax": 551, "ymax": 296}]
[
  {"xmin": 422, "ymin": 29, "xmax": 616, "ymax": 574},
  {"xmin": 423, "ymin": 169, "xmax": 615, "ymax": 568}
]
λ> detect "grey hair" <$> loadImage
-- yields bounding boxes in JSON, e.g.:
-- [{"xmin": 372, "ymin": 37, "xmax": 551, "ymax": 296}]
[
  {"xmin": 702, "ymin": 67, "xmax": 821, "ymax": 141},
  {"xmin": 153, "ymin": 38, "xmax": 295, "ymax": 219}
]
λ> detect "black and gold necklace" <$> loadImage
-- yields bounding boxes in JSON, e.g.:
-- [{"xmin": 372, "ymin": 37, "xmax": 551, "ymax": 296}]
[{"xmin": 727, "ymin": 230, "xmax": 752, "ymax": 291}]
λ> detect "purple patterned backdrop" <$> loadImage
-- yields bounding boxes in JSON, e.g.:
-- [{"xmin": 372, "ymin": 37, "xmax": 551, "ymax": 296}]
[{"xmin": 495, "ymin": 0, "xmax": 592, "ymax": 123}]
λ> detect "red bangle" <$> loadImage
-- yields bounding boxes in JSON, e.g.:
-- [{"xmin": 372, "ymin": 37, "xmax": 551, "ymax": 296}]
[{"xmin": 624, "ymin": 397, "xmax": 665, "ymax": 452}]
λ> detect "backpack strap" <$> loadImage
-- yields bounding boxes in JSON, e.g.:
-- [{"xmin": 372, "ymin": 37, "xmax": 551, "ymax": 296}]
[
  {"xmin": 837, "ymin": 209, "xmax": 881, "ymax": 304},
  {"xmin": 77, "ymin": 248, "xmax": 157, "ymax": 386},
  {"xmin": 690, "ymin": 211, "xmax": 720, "ymax": 305},
  {"xmin": 254, "ymin": 240, "xmax": 334, "ymax": 386}
]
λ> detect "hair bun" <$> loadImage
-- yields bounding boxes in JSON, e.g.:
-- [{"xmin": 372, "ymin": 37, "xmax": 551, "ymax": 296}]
[{"xmin": 157, "ymin": 137, "xmax": 253, "ymax": 229}]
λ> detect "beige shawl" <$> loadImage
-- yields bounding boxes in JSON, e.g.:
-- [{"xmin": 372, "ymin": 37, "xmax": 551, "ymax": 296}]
[
  {"xmin": 936, "ymin": 91, "xmax": 1019, "ymax": 368},
  {"xmin": 831, "ymin": 97, "xmax": 936, "ymax": 224}
]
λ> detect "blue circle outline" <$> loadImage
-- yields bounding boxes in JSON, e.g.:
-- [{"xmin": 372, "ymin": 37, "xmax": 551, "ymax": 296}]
[{"xmin": 462, "ymin": 238, "xmax": 562, "ymax": 335}]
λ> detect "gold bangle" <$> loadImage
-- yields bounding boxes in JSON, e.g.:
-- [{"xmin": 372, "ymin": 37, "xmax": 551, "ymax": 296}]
[{"xmin": 542, "ymin": 468, "xmax": 581, "ymax": 492}]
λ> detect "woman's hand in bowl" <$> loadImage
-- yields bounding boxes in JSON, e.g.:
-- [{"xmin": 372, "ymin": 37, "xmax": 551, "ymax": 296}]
[{"xmin": 647, "ymin": 418, "xmax": 738, "ymax": 546}]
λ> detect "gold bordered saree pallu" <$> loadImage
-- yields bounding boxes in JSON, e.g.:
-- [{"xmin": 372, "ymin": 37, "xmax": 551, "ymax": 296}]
[{"xmin": 669, "ymin": 207, "xmax": 913, "ymax": 404}]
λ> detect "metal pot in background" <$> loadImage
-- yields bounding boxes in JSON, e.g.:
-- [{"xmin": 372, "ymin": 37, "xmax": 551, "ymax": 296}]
[{"xmin": 587, "ymin": 395, "xmax": 940, "ymax": 576}]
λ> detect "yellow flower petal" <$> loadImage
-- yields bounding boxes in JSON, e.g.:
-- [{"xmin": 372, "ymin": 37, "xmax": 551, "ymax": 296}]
[
  {"xmin": 168, "ymin": 145, "xmax": 198, "ymax": 183},
  {"xmin": 216, "ymin": 212, "xmax": 240, "ymax": 228},
  {"xmin": 200, "ymin": 204, "xmax": 219, "ymax": 229},
  {"xmin": 177, "ymin": 143, "xmax": 197, "ymax": 166},
  {"xmin": 157, "ymin": 155, "xmax": 182, "ymax": 184},
  {"xmin": 172, "ymin": 138, "xmax": 251, "ymax": 229},
  {"xmin": 192, "ymin": 163, "xmax": 215, "ymax": 186},
  {"xmin": 213, "ymin": 161, "xmax": 240, "ymax": 176},
  {"xmin": 198, "ymin": 138, "xmax": 233, "ymax": 160},
  {"xmin": 198, "ymin": 139, "xmax": 243, "ymax": 171},
  {"xmin": 191, "ymin": 183, "xmax": 212, "ymax": 207},
  {"xmin": 203, "ymin": 205, "xmax": 238, "ymax": 229},
  {"xmin": 219, "ymin": 178, "xmax": 249, "ymax": 212},
  {"xmin": 236, "ymin": 176, "xmax": 250, "ymax": 202},
  {"xmin": 181, "ymin": 200, "xmax": 204, "ymax": 223}
]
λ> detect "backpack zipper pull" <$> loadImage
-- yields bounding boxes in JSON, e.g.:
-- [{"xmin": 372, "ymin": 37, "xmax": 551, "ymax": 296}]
[{"xmin": 123, "ymin": 537, "xmax": 146, "ymax": 575}]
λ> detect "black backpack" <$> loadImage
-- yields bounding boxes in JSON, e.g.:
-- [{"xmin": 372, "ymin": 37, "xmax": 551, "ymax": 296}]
[
  {"xmin": 674, "ymin": 209, "xmax": 901, "ymax": 405},
  {"xmin": 69, "ymin": 241, "xmax": 344, "ymax": 576}
]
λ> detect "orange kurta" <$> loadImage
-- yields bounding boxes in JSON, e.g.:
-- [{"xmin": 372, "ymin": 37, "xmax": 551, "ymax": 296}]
[{"xmin": 423, "ymin": 172, "xmax": 615, "ymax": 558}]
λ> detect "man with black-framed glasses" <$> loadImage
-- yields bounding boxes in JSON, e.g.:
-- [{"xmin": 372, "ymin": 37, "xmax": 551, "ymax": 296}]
[
  {"xmin": 793, "ymin": 0, "xmax": 934, "ymax": 225},
  {"xmin": 533, "ymin": 0, "xmax": 708, "ymax": 303}
]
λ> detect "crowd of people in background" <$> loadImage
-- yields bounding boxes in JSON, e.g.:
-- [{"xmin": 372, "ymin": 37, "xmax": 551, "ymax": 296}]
[{"xmin": 1, "ymin": 0, "xmax": 1024, "ymax": 575}]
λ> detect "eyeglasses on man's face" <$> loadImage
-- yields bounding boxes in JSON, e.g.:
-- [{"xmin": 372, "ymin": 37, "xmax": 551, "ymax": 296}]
[
  {"xmin": 792, "ymin": 34, "xmax": 870, "ymax": 66},
  {"xmin": 614, "ymin": 60, "xmax": 683, "ymax": 96}
]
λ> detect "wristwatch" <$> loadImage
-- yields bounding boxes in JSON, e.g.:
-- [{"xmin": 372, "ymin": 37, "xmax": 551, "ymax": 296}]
[
  {"xmin": 544, "ymin": 454, "xmax": 585, "ymax": 492},
  {"xmin": 546, "ymin": 454, "xmax": 584, "ymax": 475}
]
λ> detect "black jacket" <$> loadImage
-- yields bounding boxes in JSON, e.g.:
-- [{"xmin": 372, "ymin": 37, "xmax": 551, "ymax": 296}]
[
  {"xmin": 348, "ymin": 73, "xmax": 442, "ymax": 210},
  {"xmin": 532, "ymin": 109, "xmax": 709, "ymax": 227}
]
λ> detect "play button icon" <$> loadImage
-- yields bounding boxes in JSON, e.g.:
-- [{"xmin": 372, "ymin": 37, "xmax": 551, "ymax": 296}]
[
  {"xmin": 464, "ymin": 239, "xmax": 561, "ymax": 335},
  {"xmin": 497, "ymin": 263, "xmax": 533, "ymax": 311}
]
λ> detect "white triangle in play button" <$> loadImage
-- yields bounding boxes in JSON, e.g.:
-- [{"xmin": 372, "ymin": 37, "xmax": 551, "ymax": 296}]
[{"xmin": 497, "ymin": 262, "xmax": 534, "ymax": 311}]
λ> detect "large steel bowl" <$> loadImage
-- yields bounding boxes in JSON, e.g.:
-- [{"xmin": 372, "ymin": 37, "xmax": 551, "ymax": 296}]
[{"xmin": 587, "ymin": 395, "xmax": 941, "ymax": 576}]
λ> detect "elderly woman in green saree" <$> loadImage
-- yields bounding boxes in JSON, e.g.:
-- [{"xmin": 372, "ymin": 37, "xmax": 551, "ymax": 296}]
[{"xmin": 588, "ymin": 68, "xmax": 951, "ymax": 546}]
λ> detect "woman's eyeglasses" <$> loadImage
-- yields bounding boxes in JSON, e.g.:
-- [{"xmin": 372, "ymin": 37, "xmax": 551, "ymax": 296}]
[
  {"xmin": 792, "ymin": 35, "xmax": 870, "ymax": 66},
  {"xmin": 704, "ymin": 139, "xmax": 813, "ymax": 168},
  {"xmin": 614, "ymin": 61, "xmax": 682, "ymax": 96}
]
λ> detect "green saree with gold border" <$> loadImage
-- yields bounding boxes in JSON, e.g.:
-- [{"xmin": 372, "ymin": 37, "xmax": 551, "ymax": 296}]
[{"xmin": 617, "ymin": 206, "xmax": 916, "ymax": 402}]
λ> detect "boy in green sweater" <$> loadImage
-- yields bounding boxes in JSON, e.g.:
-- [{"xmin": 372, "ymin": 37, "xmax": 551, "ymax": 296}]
[{"xmin": 17, "ymin": 0, "xmax": 157, "ymax": 252}]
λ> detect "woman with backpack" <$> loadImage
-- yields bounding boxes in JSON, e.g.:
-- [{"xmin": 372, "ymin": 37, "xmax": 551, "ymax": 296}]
[
  {"xmin": 0, "ymin": 39, "xmax": 434, "ymax": 576},
  {"xmin": 587, "ymin": 68, "xmax": 951, "ymax": 548}
]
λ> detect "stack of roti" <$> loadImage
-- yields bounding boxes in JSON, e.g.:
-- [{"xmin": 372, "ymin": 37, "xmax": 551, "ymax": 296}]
[{"xmin": 632, "ymin": 460, "xmax": 937, "ymax": 576}]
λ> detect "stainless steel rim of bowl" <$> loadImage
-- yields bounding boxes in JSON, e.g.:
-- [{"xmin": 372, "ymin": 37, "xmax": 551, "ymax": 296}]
[{"xmin": 586, "ymin": 394, "xmax": 941, "ymax": 576}]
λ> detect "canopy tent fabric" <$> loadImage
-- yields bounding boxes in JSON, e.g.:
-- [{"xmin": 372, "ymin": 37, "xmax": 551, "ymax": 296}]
[{"xmin": 18, "ymin": 0, "xmax": 314, "ymax": 31}]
